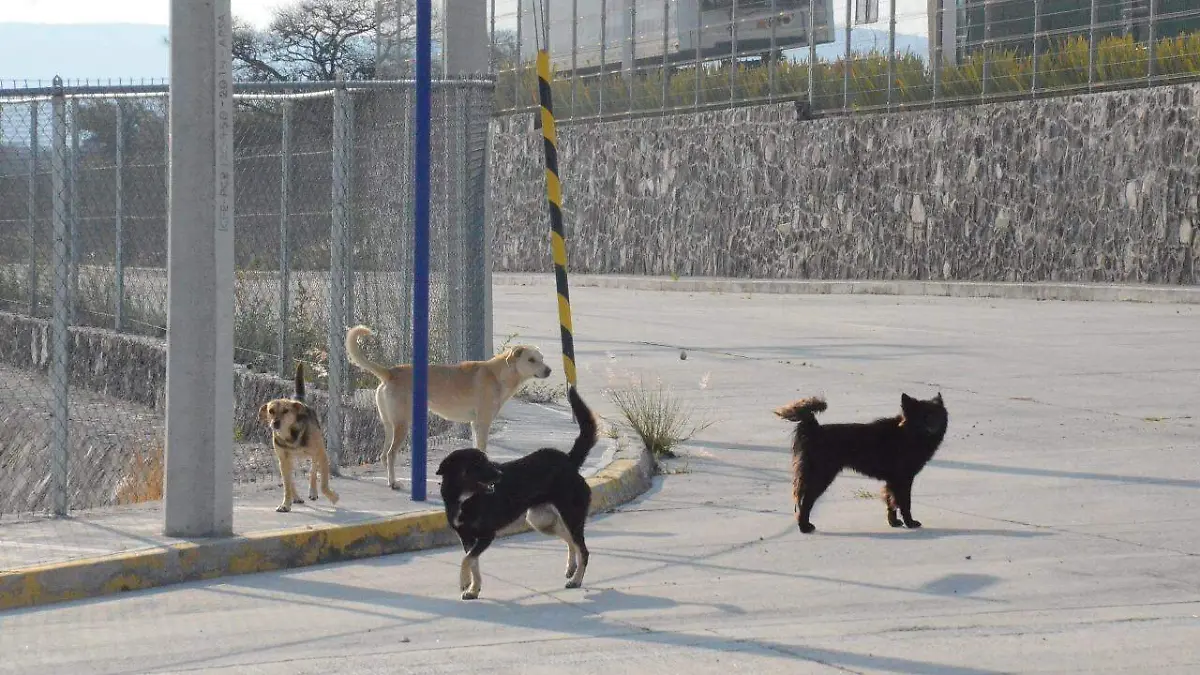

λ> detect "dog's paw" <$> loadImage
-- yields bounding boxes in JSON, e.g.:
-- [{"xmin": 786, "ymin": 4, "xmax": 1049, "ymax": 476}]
[
  {"xmin": 389, "ymin": 483, "xmax": 402, "ymax": 491},
  {"xmin": 292, "ymin": 497, "xmax": 305, "ymax": 504},
  {"xmin": 888, "ymin": 514, "xmax": 904, "ymax": 528},
  {"xmin": 276, "ymin": 504, "xmax": 291, "ymax": 513},
  {"xmin": 798, "ymin": 522, "xmax": 816, "ymax": 534},
  {"xmin": 327, "ymin": 492, "xmax": 340, "ymax": 505},
  {"xmin": 308, "ymin": 493, "xmax": 319, "ymax": 502},
  {"xmin": 564, "ymin": 579, "xmax": 582, "ymax": 589},
  {"xmin": 460, "ymin": 590, "xmax": 479, "ymax": 601},
  {"xmin": 565, "ymin": 565, "xmax": 577, "ymax": 579},
  {"xmin": 903, "ymin": 519, "xmax": 923, "ymax": 529}
]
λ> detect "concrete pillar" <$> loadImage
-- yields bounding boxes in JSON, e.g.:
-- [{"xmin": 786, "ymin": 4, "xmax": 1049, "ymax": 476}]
[
  {"xmin": 443, "ymin": 0, "xmax": 489, "ymax": 75},
  {"xmin": 164, "ymin": 0, "xmax": 234, "ymax": 538},
  {"xmin": 443, "ymin": 0, "xmax": 491, "ymax": 361}
]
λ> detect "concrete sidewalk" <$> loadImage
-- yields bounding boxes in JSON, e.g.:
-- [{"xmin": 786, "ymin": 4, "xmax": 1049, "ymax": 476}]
[
  {"xmin": 0, "ymin": 397, "xmax": 653, "ymax": 611},
  {"xmin": 495, "ymin": 272, "xmax": 1200, "ymax": 304}
]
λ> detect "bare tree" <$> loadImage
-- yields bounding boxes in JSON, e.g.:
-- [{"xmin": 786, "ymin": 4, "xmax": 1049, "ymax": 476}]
[
  {"xmin": 233, "ymin": 0, "xmax": 407, "ymax": 81},
  {"xmin": 492, "ymin": 28, "xmax": 519, "ymax": 69}
]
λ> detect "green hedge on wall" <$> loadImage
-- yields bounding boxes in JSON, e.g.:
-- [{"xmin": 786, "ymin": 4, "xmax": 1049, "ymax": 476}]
[{"xmin": 495, "ymin": 32, "xmax": 1200, "ymax": 118}]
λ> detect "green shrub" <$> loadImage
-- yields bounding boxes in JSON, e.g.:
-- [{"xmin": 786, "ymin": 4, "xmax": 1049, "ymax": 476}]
[{"xmin": 495, "ymin": 30, "xmax": 1200, "ymax": 116}]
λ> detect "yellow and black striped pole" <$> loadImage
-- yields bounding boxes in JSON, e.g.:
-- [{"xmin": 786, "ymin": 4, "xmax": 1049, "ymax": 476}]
[{"xmin": 536, "ymin": 50, "xmax": 576, "ymax": 387}]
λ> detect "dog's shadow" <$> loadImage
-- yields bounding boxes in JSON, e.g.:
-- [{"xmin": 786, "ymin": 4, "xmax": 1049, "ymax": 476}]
[
  {"xmin": 576, "ymin": 587, "xmax": 746, "ymax": 616},
  {"xmin": 817, "ymin": 527, "xmax": 1051, "ymax": 540},
  {"xmin": 203, "ymin": 573, "xmax": 1003, "ymax": 675}
]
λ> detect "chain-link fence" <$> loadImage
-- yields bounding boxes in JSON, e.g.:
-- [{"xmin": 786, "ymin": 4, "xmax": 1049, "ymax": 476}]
[
  {"xmin": 489, "ymin": 0, "xmax": 1200, "ymax": 121},
  {"xmin": 0, "ymin": 78, "xmax": 493, "ymax": 520}
]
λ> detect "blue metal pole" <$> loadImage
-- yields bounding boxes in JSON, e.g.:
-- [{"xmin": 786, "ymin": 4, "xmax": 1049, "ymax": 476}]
[{"xmin": 410, "ymin": 0, "xmax": 432, "ymax": 502}]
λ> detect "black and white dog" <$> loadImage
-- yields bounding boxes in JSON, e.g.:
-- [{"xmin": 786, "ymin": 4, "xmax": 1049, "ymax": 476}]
[{"xmin": 436, "ymin": 386, "xmax": 598, "ymax": 600}]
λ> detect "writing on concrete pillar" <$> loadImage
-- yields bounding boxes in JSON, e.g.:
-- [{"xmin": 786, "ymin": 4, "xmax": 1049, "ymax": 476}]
[{"xmin": 215, "ymin": 10, "xmax": 233, "ymax": 233}]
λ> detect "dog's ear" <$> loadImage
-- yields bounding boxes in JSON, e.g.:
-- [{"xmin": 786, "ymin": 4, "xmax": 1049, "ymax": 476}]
[
  {"xmin": 900, "ymin": 393, "xmax": 915, "ymax": 407},
  {"xmin": 292, "ymin": 403, "xmax": 308, "ymax": 421},
  {"xmin": 258, "ymin": 403, "xmax": 272, "ymax": 424},
  {"xmin": 435, "ymin": 454, "xmax": 456, "ymax": 476},
  {"xmin": 935, "ymin": 392, "xmax": 944, "ymax": 404}
]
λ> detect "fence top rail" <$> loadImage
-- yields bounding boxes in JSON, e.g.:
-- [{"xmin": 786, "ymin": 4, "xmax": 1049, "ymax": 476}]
[{"xmin": 0, "ymin": 76, "xmax": 496, "ymax": 102}]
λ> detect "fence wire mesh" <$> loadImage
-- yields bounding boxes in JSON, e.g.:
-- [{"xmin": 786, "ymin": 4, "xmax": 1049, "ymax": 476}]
[
  {"xmin": 490, "ymin": 0, "xmax": 1200, "ymax": 121},
  {"xmin": 0, "ymin": 79, "xmax": 493, "ymax": 544}
]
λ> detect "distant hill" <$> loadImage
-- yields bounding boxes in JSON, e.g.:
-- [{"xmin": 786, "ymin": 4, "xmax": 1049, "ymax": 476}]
[{"xmin": 0, "ymin": 23, "xmax": 169, "ymax": 84}]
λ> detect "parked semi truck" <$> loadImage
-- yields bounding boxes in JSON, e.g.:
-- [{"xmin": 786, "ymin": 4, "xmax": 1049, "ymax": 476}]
[{"xmin": 517, "ymin": 0, "xmax": 836, "ymax": 74}]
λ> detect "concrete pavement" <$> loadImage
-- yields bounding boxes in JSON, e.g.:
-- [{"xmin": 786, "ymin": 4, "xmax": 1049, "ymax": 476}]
[
  {"xmin": 1, "ymin": 282, "xmax": 1198, "ymax": 674},
  {"xmin": 0, "ymin": 398, "xmax": 633, "ymax": 610}
]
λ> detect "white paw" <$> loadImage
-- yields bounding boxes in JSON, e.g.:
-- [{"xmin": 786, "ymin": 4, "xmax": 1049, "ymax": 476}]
[{"xmin": 461, "ymin": 589, "xmax": 479, "ymax": 600}]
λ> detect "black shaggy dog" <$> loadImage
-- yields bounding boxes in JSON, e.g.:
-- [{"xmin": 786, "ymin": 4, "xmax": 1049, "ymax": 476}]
[
  {"xmin": 775, "ymin": 393, "xmax": 949, "ymax": 533},
  {"xmin": 436, "ymin": 385, "xmax": 598, "ymax": 600}
]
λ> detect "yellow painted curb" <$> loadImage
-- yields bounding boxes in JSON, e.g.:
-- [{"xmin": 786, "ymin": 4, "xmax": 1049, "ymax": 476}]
[{"xmin": 0, "ymin": 447, "xmax": 655, "ymax": 613}]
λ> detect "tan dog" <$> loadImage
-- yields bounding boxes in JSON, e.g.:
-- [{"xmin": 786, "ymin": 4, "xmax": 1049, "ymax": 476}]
[
  {"xmin": 345, "ymin": 324, "xmax": 552, "ymax": 490},
  {"xmin": 257, "ymin": 363, "xmax": 340, "ymax": 512}
]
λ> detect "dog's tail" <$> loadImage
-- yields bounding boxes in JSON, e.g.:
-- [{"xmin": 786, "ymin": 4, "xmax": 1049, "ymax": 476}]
[
  {"xmin": 345, "ymin": 325, "xmax": 392, "ymax": 383},
  {"xmin": 566, "ymin": 386, "xmax": 599, "ymax": 470},
  {"xmin": 294, "ymin": 362, "xmax": 306, "ymax": 402},
  {"xmin": 774, "ymin": 397, "xmax": 827, "ymax": 429}
]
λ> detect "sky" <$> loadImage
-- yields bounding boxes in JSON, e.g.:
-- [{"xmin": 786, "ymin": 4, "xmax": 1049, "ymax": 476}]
[{"xmin": 0, "ymin": 0, "xmax": 279, "ymax": 27}]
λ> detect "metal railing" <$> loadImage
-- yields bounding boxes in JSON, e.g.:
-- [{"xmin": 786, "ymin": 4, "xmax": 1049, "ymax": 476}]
[
  {"xmin": 487, "ymin": 0, "xmax": 1200, "ymax": 121},
  {"xmin": 0, "ymin": 77, "xmax": 494, "ymax": 519}
]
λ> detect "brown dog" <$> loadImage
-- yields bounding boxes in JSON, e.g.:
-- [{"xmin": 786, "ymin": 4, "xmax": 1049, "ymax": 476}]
[
  {"xmin": 345, "ymin": 324, "xmax": 552, "ymax": 490},
  {"xmin": 258, "ymin": 363, "xmax": 340, "ymax": 512}
]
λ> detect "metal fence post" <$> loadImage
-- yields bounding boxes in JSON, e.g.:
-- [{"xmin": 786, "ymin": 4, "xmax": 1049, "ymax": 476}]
[
  {"xmin": 278, "ymin": 101, "xmax": 292, "ymax": 377},
  {"xmin": 343, "ymin": 88, "xmax": 355, "ymax": 374},
  {"xmin": 769, "ymin": 0, "xmax": 778, "ymax": 102},
  {"xmin": 1088, "ymin": 0, "xmax": 1098, "ymax": 90},
  {"xmin": 887, "ymin": 0, "xmax": 897, "ymax": 110},
  {"xmin": 27, "ymin": 101, "xmax": 38, "ymax": 317},
  {"xmin": 479, "ymin": 89, "xmax": 494, "ymax": 359},
  {"xmin": 489, "ymin": 0, "xmax": 497, "ymax": 74},
  {"xmin": 931, "ymin": 1, "xmax": 940, "ymax": 107},
  {"xmin": 628, "ymin": 2, "xmax": 637, "ymax": 112},
  {"xmin": 730, "ymin": 0, "xmax": 738, "ymax": 105},
  {"xmin": 115, "ymin": 101, "xmax": 126, "ymax": 332},
  {"xmin": 982, "ymin": 0, "xmax": 992, "ymax": 99},
  {"xmin": 327, "ymin": 79, "xmax": 349, "ymax": 473},
  {"xmin": 600, "ymin": 0, "xmax": 607, "ymax": 115},
  {"xmin": 1147, "ymin": 0, "xmax": 1157, "ymax": 83},
  {"xmin": 696, "ymin": 0, "xmax": 700, "ymax": 108},
  {"xmin": 662, "ymin": 0, "xmax": 671, "ymax": 111},
  {"xmin": 69, "ymin": 97, "xmax": 80, "ymax": 323},
  {"xmin": 1031, "ymin": 0, "xmax": 1041, "ymax": 96},
  {"xmin": 448, "ymin": 88, "xmax": 466, "ymax": 364},
  {"xmin": 808, "ymin": 0, "xmax": 816, "ymax": 110},
  {"xmin": 572, "ymin": 0, "xmax": 580, "ymax": 117},
  {"xmin": 467, "ymin": 86, "xmax": 491, "ymax": 362},
  {"xmin": 693, "ymin": 0, "xmax": 701, "ymax": 109},
  {"xmin": 844, "ymin": 0, "xmax": 852, "ymax": 110},
  {"xmin": 516, "ymin": 0, "xmax": 524, "ymax": 109},
  {"xmin": 50, "ymin": 77, "xmax": 70, "ymax": 517}
]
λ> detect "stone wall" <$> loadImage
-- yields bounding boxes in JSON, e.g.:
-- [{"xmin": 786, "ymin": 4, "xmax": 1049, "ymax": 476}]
[{"xmin": 488, "ymin": 84, "xmax": 1199, "ymax": 284}]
